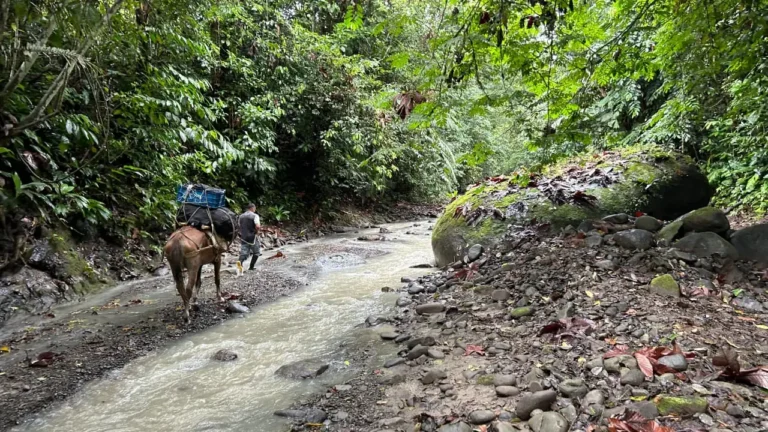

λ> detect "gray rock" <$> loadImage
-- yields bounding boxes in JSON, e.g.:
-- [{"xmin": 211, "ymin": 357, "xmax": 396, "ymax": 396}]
[
  {"xmin": 614, "ymin": 229, "xmax": 654, "ymax": 250},
  {"xmin": 153, "ymin": 266, "xmax": 170, "ymax": 277},
  {"xmin": 416, "ymin": 303, "xmax": 446, "ymax": 315},
  {"xmin": 408, "ymin": 284, "xmax": 425, "ymax": 294},
  {"xmin": 467, "ymin": 244, "xmax": 484, "ymax": 262},
  {"xmin": 516, "ymin": 390, "xmax": 558, "ymax": 420},
  {"xmin": 494, "ymin": 375, "xmax": 517, "ymax": 386},
  {"xmin": 274, "ymin": 359, "xmax": 329, "ymax": 379},
  {"xmin": 635, "ymin": 216, "xmax": 663, "ymax": 232},
  {"xmin": 585, "ymin": 235, "xmax": 603, "ymax": 248},
  {"xmin": 496, "ymin": 386, "xmax": 521, "ymax": 397},
  {"xmin": 427, "ymin": 348, "xmax": 445, "ymax": 359},
  {"xmin": 657, "ymin": 354, "xmax": 688, "ymax": 372},
  {"xmin": 380, "ymin": 331, "xmax": 400, "ymax": 340},
  {"xmin": 629, "ymin": 401, "xmax": 659, "ymax": 419},
  {"xmin": 558, "ymin": 378, "xmax": 588, "ymax": 398},
  {"xmin": 674, "ymin": 232, "xmax": 739, "ymax": 260},
  {"xmin": 407, "ymin": 337, "xmax": 435, "ymax": 349},
  {"xmin": 604, "ymin": 355, "xmax": 637, "ymax": 373},
  {"xmin": 578, "ymin": 220, "xmax": 596, "ymax": 233},
  {"xmin": 378, "ymin": 417, "xmax": 405, "ymax": 427},
  {"xmin": 334, "ymin": 384, "xmax": 352, "ymax": 392},
  {"xmin": 421, "ymin": 369, "xmax": 447, "ymax": 384},
  {"xmin": 681, "ymin": 207, "xmax": 730, "ymax": 234},
  {"xmin": 582, "ymin": 389, "xmax": 605, "ymax": 413},
  {"xmin": 560, "ymin": 404, "xmax": 578, "ymax": 423},
  {"xmin": 274, "ymin": 409, "xmax": 327, "ymax": 423},
  {"xmin": 603, "ymin": 213, "xmax": 630, "ymax": 224},
  {"xmin": 377, "ymin": 371, "xmax": 406, "ymax": 385},
  {"xmin": 528, "ymin": 411, "xmax": 569, "ymax": 432},
  {"xmin": 649, "ymin": 274, "xmax": 681, "ymax": 298},
  {"xmin": 667, "ymin": 248, "xmax": 697, "ymax": 263},
  {"xmin": 494, "ymin": 422, "xmax": 516, "ymax": 432},
  {"xmin": 212, "ymin": 349, "xmax": 238, "ymax": 361},
  {"xmin": 384, "ymin": 357, "xmax": 405, "ymax": 368},
  {"xmin": 730, "ymin": 223, "xmax": 768, "ymax": 263},
  {"xmin": 491, "ymin": 289, "xmax": 511, "ymax": 302},
  {"xmin": 437, "ymin": 422, "xmax": 473, "ymax": 432},
  {"xmin": 227, "ymin": 301, "xmax": 250, "ymax": 314},
  {"xmin": 468, "ymin": 410, "xmax": 496, "ymax": 424},
  {"xmin": 394, "ymin": 334, "xmax": 411, "ymax": 343},
  {"xmin": 407, "ymin": 345, "xmax": 430, "ymax": 360},
  {"xmin": 620, "ymin": 369, "xmax": 646, "ymax": 386}
]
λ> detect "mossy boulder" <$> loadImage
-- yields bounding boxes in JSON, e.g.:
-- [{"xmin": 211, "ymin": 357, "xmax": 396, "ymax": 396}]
[
  {"xmin": 649, "ymin": 274, "xmax": 680, "ymax": 298},
  {"xmin": 432, "ymin": 146, "xmax": 713, "ymax": 266},
  {"xmin": 653, "ymin": 395, "xmax": 708, "ymax": 416}
]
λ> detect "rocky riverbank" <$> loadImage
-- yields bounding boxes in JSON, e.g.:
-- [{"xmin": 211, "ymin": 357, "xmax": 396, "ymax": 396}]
[{"xmin": 287, "ymin": 208, "xmax": 768, "ymax": 432}]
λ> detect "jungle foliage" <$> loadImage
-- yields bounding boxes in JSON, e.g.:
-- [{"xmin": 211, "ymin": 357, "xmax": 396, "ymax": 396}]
[{"xmin": 1, "ymin": 0, "xmax": 767, "ymax": 254}]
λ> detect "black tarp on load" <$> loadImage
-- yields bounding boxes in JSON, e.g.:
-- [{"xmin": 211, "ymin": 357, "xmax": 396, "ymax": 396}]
[{"xmin": 176, "ymin": 204, "xmax": 238, "ymax": 243}]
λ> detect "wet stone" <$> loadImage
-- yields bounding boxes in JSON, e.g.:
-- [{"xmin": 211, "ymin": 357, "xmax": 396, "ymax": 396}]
[
  {"xmin": 407, "ymin": 345, "xmax": 429, "ymax": 360},
  {"xmin": 384, "ymin": 358, "xmax": 405, "ymax": 368},
  {"xmin": 604, "ymin": 355, "xmax": 637, "ymax": 373},
  {"xmin": 437, "ymin": 422, "xmax": 473, "ymax": 432},
  {"xmin": 416, "ymin": 303, "xmax": 446, "ymax": 314},
  {"xmin": 516, "ymin": 390, "xmax": 558, "ymax": 420},
  {"xmin": 212, "ymin": 349, "xmax": 238, "ymax": 362},
  {"xmin": 491, "ymin": 289, "xmax": 511, "ymax": 302},
  {"xmin": 558, "ymin": 378, "xmax": 588, "ymax": 398},
  {"xmin": 467, "ymin": 244, "xmax": 484, "ymax": 262},
  {"xmin": 620, "ymin": 369, "xmax": 646, "ymax": 386},
  {"xmin": 408, "ymin": 285, "xmax": 425, "ymax": 294},
  {"xmin": 468, "ymin": 410, "xmax": 496, "ymax": 424},
  {"xmin": 496, "ymin": 386, "xmax": 521, "ymax": 397},
  {"xmin": 629, "ymin": 401, "xmax": 659, "ymax": 419},
  {"xmin": 657, "ymin": 354, "xmax": 688, "ymax": 372},
  {"xmin": 275, "ymin": 359, "xmax": 329, "ymax": 379},
  {"xmin": 380, "ymin": 331, "xmax": 399, "ymax": 340},
  {"xmin": 427, "ymin": 348, "xmax": 445, "ymax": 359},
  {"xmin": 528, "ymin": 411, "xmax": 569, "ymax": 432},
  {"xmin": 394, "ymin": 334, "xmax": 411, "ymax": 343},
  {"xmin": 396, "ymin": 296, "xmax": 412, "ymax": 307},
  {"xmin": 421, "ymin": 369, "xmax": 447, "ymax": 384},
  {"xmin": 494, "ymin": 374, "xmax": 517, "ymax": 387}
]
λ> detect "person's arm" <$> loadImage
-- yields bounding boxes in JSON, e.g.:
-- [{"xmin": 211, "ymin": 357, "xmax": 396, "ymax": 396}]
[{"xmin": 254, "ymin": 214, "xmax": 261, "ymax": 232}]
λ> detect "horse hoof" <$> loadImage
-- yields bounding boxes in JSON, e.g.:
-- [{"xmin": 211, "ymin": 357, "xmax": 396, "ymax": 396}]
[{"xmin": 191, "ymin": 304, "xmax": 200, "ymax": 312}]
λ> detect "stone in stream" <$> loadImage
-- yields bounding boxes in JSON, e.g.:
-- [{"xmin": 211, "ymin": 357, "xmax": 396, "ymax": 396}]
[
  {"xmin": 657, "ymin": 354, "xmax": 688, "ymax": 371},
  {"xmin": 635, "ymin": 215, "xmax": 663, "ymax": 232},
  {"xmin": 407, "ymin": 345, "xmax": 429, "ymax": 360},
  {"xmin": 274, "ymin": 359, "xmax": 329, "ymax": 379},
  {"xmin": 614, "ymin": 229, "xmax": 654, "ymax": 250},
  {"xmin": 528, "ymin": 411, "xmax": 569, "ymax": 432},
  {"xmin": 515, "ymin": 390, "xmax": 557, "ymax": 420},
  {"xmin": 496, "ymin": 386, "xmax": 521, "ymax": 397},
  {"xmin": 416, "ymin": 303, "xmax": 445, "ymax": 315},
  {"xmin": 226, "ymin": 301, "xmax": 250, "ymax": 314},
  {"xmin": 383, "ymin": 357, "xmax": 405, "ymax": 368},
  {"xmin": 558, "ymin": 378, "xmax": 588, "ymax": 398},
  {"xmin": 396, "ymin": 296, "xmax": 412, "ymax": 307},
  {"xmin": 273, "ymin": 408, "xmax": 327, "ymax": 423},
  {"xmin": 408, "ymin": 284, "xmax": 425, "ymax": 294},
  {"xmin": 649, "ymin": 274, "xmax": 680, "ymax": 298},
  {"xmin": 212, "ymin": 349, "xmax": 238, "ymax": 362},
  {"xmin": 379, "ymin": 331, "xmax": 400, "ymax": 341},
  {"xmin": 407, "ymin": 337, "xmax": 435, "ymax": 349},
  {"xmin": 468, "ymin": 410, "xmax": 496, "ymax": 424},
  {"xmin": 394, "ymin": 334, "xmax": 411, "ymax": 343}
]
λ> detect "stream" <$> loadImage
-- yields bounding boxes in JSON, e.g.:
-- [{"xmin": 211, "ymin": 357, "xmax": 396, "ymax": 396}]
[{"xmin": 15, "ymin": 221, "xmax": 434, "ymax": 432}]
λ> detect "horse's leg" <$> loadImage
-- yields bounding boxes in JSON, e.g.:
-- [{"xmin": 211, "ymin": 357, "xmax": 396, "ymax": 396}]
[
  {"xmin": 184, "ymin": 260, "xmax": 199, "ymax": 322},
  {"xmin": 192, "ymin": 266, "xmax": 203, "ymax": 304},
  {"xmin": 214, "ymin": 255, "xmax": 223, "ymax": 302}
]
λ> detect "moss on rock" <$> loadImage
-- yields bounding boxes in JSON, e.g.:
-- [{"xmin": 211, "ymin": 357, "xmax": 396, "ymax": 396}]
[
  {"xmin": 649, "ymin": 274, "xmax": 680, "ymax": 298},
  {"xmin": 653, "ymin": 395, "xmax": 708, "ymax": 416},
  {"xmin": 431, "ymin": 145, "xmax": 713, "ymax": 266}
]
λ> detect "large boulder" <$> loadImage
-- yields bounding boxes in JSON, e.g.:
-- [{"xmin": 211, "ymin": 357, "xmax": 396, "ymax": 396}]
[
  {"xmin": 730, "ymin": 224, "xmax": 768, "ymax": 264},
  {"xmin": 432, "ymin": 147, "xmax": 713, "ymax": 266},
  {"xmin": 674, "ymin": 232, "xmax": 738, "ymax": 260}
]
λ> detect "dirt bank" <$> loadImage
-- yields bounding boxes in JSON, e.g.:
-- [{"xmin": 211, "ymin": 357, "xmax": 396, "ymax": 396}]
[{"xmin": 289, "ymin": 215, "xmax": 768, "ymax": 432}]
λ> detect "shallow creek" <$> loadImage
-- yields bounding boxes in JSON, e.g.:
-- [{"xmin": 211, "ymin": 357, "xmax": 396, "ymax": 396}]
[{"xmin": 16, "ymin": 221, "xmax": 434, "ymax": 432}]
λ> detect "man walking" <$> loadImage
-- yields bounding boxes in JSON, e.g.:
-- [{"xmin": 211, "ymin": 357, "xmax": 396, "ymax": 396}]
[{"xmin": 237, "ymin": 203, "xmax": 261, "ymax": 272}]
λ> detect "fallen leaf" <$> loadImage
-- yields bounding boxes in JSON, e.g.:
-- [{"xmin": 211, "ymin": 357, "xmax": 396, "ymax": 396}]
[
  {"xmin": 464, "ymin": 345, "xmax": 486, "ymax": 356},
  {"xmin": 737, "ymin": 316, "xmax": 756, "ymax": 322},
  {"xmin": 604, "ymin": 345, "xmax": 629, "ymax": 359},
  {"xmin": 756, "ymin": 324, "xmax": 768, "ymax": 330},
  {"xmin": 630, "ymin": 395, "xmax": 648, "ymax": 401},
  {"xmin": 267, "ymin": 251, "xmax": 285, "ymax": 260},
  {"xmin": 585, "ymin": 290, "xmax": 594, "ymax": 298},
  {"xmin": 0, "ymin": 346, "xmax": 9, "ymax": 354},
  {"xmin": 634, "ymin": 353, "xmax": 654, "ymax": 378}
]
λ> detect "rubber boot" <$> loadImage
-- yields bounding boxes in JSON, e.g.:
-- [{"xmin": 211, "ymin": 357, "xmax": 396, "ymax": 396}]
[{"xmin": 249, "ymin": 256, "xmax": 258, "ymax": 271}]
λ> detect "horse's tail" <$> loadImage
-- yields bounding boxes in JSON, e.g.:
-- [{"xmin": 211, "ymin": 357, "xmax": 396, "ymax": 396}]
[{"xmin": 166, "ymin": 235, "xmax": 185, "ymax": 278}]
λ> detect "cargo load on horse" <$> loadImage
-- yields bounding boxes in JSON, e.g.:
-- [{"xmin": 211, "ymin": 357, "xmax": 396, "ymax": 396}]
[{"xmin": 175, "ymin": 184, "xmax": 237, "ymax": 247}]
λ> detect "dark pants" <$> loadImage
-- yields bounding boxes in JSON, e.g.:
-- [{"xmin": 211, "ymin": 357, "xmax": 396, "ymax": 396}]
[{"xmin": 239, "ymin": 240, "xmax": 261, "ymax": 269}]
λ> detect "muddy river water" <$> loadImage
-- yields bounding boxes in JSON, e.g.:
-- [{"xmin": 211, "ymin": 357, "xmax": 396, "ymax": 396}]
[{"xmin": 16, "ymin": 221, "xmax": 434, "ymax": 432}]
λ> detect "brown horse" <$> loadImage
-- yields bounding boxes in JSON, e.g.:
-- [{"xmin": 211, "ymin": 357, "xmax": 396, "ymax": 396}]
[{"xmin": 164, "ymin": 226, "xmax": 223, "ymax": 323}]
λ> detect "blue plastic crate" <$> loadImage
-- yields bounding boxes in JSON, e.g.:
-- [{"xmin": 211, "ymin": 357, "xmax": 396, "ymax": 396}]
[{"xmin": 176, "ymin": 184, "xmax": 227, "ymax": 209}]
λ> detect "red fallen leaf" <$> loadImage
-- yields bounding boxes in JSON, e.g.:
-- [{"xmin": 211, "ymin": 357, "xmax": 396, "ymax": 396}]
[
  {"xmin": 267, "ymin": 251, "xmax": 285, "ymax": 260},
  {"xmin": 634, "ymin": 353, "xmax": 654, "ymax": 378},
  {"xmin": 604, "ymin": 345, "xmax": 630, "ymax": 359},
  {"xmin": 539, "ymin": 321, "xmax": 565, "ymax": 335},
  {"xmin": 634, "ymin": 211, "xmax": 646, "ymax": 217},
  {"xmin": 607, "ymin": 409, "xmax": 675, "ymax": 432},
  {"xmin": 464, "ymin": 345, "xmax": 486, "ymax": 356},
  {"xmin": 738, "ymin": 366, "xmax": 768, "ymax": 388}
]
